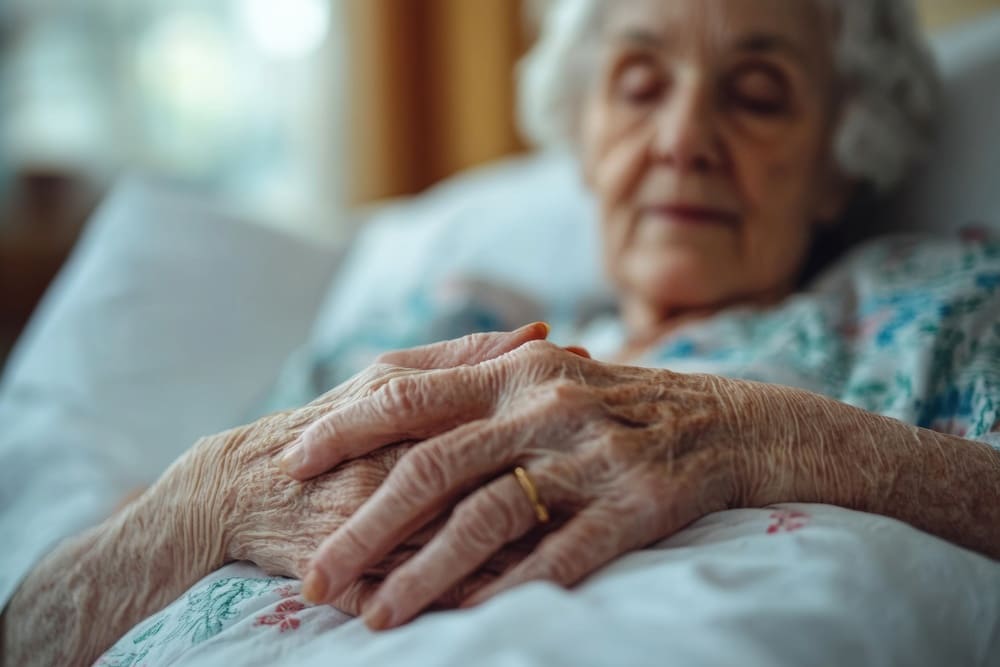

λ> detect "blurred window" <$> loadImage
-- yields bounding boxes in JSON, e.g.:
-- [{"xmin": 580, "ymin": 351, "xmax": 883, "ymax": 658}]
[{"xmin": 0, "ymin": 0, "xmax": 346, "ymax": 237}]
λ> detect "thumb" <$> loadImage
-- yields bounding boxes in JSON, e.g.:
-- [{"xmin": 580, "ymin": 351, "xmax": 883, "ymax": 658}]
[{"xmin": 374, "ymin": 322, "xmax": 550, "ymax": 370}]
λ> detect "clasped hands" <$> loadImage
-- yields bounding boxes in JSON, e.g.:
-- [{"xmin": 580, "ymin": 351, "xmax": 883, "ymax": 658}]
[{"xmin": 270, "ymin": 323, "xmax": 779, "ymax": 632}]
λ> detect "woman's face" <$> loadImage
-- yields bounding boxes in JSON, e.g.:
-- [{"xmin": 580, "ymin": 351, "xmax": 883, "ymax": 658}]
[{"xmin": 581, "ymin": 0, "xmax": 847, "ymax": 321}]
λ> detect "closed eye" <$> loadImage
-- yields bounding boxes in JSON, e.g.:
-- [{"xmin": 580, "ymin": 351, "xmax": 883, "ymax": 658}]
[
  {"xmin": 727, "ymin": 65, "xmax": 790, "ymax": 116},
  {"xmin": 614, "ymin": 58, "xmax": 665, "ymax": 106}
]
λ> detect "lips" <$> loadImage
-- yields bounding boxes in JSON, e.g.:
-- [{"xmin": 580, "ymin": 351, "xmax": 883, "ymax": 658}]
[{"xmin": 641, "ymin": 204, "xmax": 740, "ymax": 226}]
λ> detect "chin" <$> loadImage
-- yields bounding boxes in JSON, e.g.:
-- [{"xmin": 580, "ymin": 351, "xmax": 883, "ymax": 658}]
[{"xmin": 623, "ymin": 248, "xmax": 734, "ymax": 312}]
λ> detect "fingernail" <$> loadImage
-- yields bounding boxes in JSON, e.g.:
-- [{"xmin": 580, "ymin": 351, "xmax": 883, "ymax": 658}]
[
  {"xmin": 363, "ymin": 601, "xmax": 393, "ymax": 631},
  {"xmin": 277, "ymin": 440, "xmax": 307, "ymax": 475},
  {"xmin": 526, "ymin": 321, "xmax": 550, "ymax": 337},
  {"xmin": 302, "ymin": 568, "xmax": 329, "ymax": 604}
]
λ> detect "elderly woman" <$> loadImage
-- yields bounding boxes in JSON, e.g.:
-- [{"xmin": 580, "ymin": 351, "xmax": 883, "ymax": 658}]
[{"xmin": 3, "ymin": 0, "xmax": 1000, "ymax": 664}]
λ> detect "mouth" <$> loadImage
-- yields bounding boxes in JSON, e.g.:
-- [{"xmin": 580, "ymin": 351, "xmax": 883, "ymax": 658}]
[{"xmin": 640, "ymin": 204, "xmax": 740, "ymax": 227}]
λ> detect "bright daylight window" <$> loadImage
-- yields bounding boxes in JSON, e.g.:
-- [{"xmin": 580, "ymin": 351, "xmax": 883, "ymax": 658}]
[{"xmin": 0, "ymin": 0, "xmax": 347, "ymax": 237}]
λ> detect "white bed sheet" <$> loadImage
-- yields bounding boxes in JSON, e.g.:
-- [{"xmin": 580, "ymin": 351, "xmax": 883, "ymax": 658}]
[{"xmin": 97, "ymin": 503, "xmax": 1000, "ymax": 667}]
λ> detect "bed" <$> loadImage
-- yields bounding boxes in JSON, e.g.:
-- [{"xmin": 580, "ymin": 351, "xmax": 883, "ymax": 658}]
[{"xmin": 2, "ymin": 11, "xmax": 1000, "ymax": 667}]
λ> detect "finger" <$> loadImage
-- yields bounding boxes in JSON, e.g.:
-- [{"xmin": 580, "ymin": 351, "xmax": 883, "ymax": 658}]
[
  {"xmin": 281, "ymin": 340, "xmax": 589, "ymax": 480},
  {"xmin": 327, "ymin": 575, "xmax": 382, "ymax": 618},
  {"xmin": 285, "ymin": 339, "xmax": 596, "ymax": 480},
  {"xmin": 564, "ymin": 346, "xmax": 592, "ymax": 359},
  {"xmin": 459, "ymin": 504, "xmax": 635, "ymax": 609},
  {"xmin": 280, "ymin": 364, "xmax": 499, "ymax": 479},
  {"xmin": 430, "ymin": 570, "xmax": 502, "ymax": 611},
  {"xmin": 424, "ymin": 523, "xmax": 545, "ymax": 613},
  {"xmin": 361, "ymin": 474, "xmax": 542, "ymax": 630},
  {"xmin": 365, "ymin": 544, "xmax": 420, "ymax": 577},
  {"xmin": 374, "ymin": 322, "xmax": 550, "ymax": 370},
  {"xmin": 284, "ymin": 369, "xmax": 493, "ymax": 480},
  {"xmin": 302, "ymin": 418, "xmax": 523, "ymax": 604}
]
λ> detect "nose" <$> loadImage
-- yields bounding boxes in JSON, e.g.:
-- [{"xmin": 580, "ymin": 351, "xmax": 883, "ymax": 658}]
[{"xmin": 650, "ymin": 75, "xmax": 723, "ymax": 172}]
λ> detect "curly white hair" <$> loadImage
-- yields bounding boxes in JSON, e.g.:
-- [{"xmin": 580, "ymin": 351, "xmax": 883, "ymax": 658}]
[{"xmin": 518, "ymin": 0, "xmax": 941, "ymax": 194}]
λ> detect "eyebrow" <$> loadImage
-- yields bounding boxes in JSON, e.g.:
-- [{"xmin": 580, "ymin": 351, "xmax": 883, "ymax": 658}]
[
  {"xmin": 612, "ymin": 29, "xmax": 807, "ymax": 62},
  {"xmin": 614, "ymin": 29, "xmax": 668, "ymax": 49},
  {"xmin": 734, "ymin": 33, "xmax": 807, "ymax": 61}
]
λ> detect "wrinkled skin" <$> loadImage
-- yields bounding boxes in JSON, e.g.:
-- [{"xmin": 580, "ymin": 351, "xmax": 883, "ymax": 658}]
[
  {"xmin": 285, "ymin": 338, "xmax": 1000, "ymax": 631},
  {"xmin": 180, "ymin": 325, "xmax": 557, "ymax": 612},
  {"xmin": 202, "ymin": 380, "xmax": 522, "ymax": 613},
  {"xmin": 283, "ymin": 341, "xmax": 758, "ymax": 627},
  {"xmin": 581, "ymin": 0, "xmax": 849, "ymax": 347},
  {"xmin": 0, "ymin": 325, "xmax": 550, "ymax": 666}
]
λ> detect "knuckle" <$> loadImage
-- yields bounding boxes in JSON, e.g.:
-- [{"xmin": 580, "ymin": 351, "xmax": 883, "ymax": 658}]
[
  {"xmin": 464, "ymin": 331, "xmax": 493, "ymax": 349},
  {"xmin": 399, "ymin": 446, "xmax": 452, "ymax": 494},
  {"xmin": 597, "ymin": 428, "xmax": 643, "ymax": 463},
  {"xmin": 546, "ymin": 378, "xmax": 583, "ymax": 401},
  {"xmin": 535, "ymin": 379, "xmax": 592, "ymax": 415},
  {"xmin": 309, "ymin": 414, "xmax": 341, "ymax": 444},
  {"xmin": 491, "ymin": 340, "xmax": 558, "ymax": 389},
  {"xmin": 452, "ymin": 495, "xmax": 510, "ymax": 551},
  {"xmin": 518, "ymin": 339, "xmax": 558, "ymax": 360},
  {"xmin": 378, "ymin": 375, "xmax": 420, "ymax": 413},
  {"xmin": 444, "ymin": 336, "xmax": 479, "ymax": 365},
  {"xmin": 366, "ymin": 362, "xmax": 401, "ymax": 381}
]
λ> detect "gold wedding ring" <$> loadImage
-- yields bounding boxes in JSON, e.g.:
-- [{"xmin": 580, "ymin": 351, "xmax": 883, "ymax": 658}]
[{"xmin": 513, "ymin": 466, "xmax": 550, "ymax": 524}]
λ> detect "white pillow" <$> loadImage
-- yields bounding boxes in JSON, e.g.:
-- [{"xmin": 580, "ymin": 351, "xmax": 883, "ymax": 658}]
[
  {"xmin": 307, "ymin": 151, "xmax": 609, "ymax": 355},
  {"xmin": 0, "ymin": 178, "xmax": 338, "ymax": 607},
  {"xmin": 1, "ymin": 177, "xmax": 340, "ymax": 477}
]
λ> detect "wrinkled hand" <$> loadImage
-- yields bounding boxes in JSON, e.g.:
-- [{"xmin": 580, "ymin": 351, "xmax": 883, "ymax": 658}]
[
  {"xmin": 163, "ymin": 323, "xmax": 551, "ymax": 615},
  {"xmin": 284, "ymin": 340, "xmax": 801, "ymax": 629}
]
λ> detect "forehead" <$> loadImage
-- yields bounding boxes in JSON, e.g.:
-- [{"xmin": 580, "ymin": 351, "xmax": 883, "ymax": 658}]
[{"xmin": 601, "ymin": 0, "xmax": 831, "ymax": 64}]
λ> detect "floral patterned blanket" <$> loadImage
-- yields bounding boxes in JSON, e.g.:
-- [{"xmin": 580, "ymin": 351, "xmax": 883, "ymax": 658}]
[
  {"xmin": 274, "ymin": 230, "xmax": 1000, "ymax": 444},
  {"xmin": 98, "ymin": 231, "xmax": 1000, "ymax": 666},
  {"xmin": 97, "ymin": 503, "xmax": 1000, "ymax": 667},
  {"xmin": 608, "ymin": 230, "xmax": 1000, "ymax": 441}
]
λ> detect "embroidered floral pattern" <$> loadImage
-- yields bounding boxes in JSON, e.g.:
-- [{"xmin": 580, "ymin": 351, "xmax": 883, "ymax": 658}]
[
  {"xmin": 254, "ymin": 599, "xmax": 307, "ymax": 633},
  {"xmin": 254, "ymin": 584, "xmax": 307, "ymax": 633},
  {"xmin": 633, "ymin": 234, "xmax": 1000, "ymax": 443},
  {"xmin": 99, "ymin": 231, "xmax": 1000, "ymax": 663},
  {"xmin": 96, "ymin": 574, "xmax": 291, "ymax": 666},
  {"xmin": 767, "ymin": 510, "xmax": 811, "ymax": 534}
]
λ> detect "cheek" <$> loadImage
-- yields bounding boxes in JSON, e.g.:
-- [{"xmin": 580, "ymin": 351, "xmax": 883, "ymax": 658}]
[
  {"xmin": 730, "ymin": 135, "xmax": 825, "ymax": 253},
  {"xmin": 729, "ymin": 113, "xmax": 831, "ymax": 224},
  {"xmin": 734, "ymin": 142, "xmax": 806, "ymax": 213},
  {"xmin": 585, "ymin": 104, "xmax": 660, "ymax": 282},
  {"xmin": 735, "ymin": 164, "xmax": 819, "ymax": 290},
  {"xmin": 583, "ymin": 98, "xmax": 655, "ymax": 215}
]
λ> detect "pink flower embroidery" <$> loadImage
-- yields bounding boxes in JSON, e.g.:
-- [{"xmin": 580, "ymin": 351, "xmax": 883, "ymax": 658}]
[
  {"xmin": 255, "ymin": 599, "xmax": 306, "ymax": 633},
  {"xmin": 767, "ymin": 510, "xmax": 810, "ymax": 534},
  {"xmin": 273, "ymin": 584, "xmax": 298, "ymax": 599}
]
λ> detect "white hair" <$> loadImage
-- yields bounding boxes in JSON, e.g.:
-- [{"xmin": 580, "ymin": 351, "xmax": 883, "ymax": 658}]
[{"xmin": 517, "ymin": 0, "xmax": 941, "ymax": 194}]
